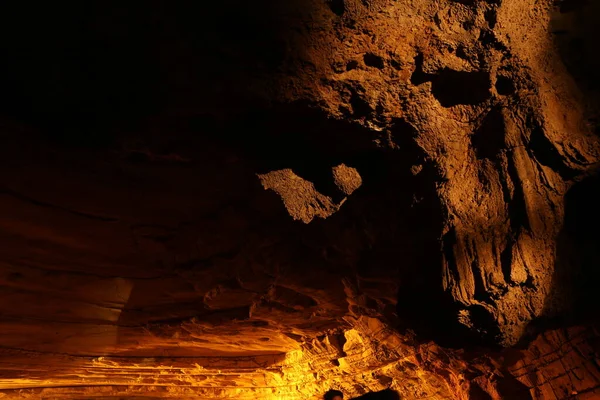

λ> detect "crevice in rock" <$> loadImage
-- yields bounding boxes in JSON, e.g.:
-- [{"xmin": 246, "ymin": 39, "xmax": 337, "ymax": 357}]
[
  {"xmin": 472, "ymin": 106, "xmax": 506, "ymax": 160},
  {"xmin": 528, "ymin": 122, "xmax": 578, "ymax": 179},
  {"xmin": 505, "ymin": 151, "xmax": 532, "ymax": 233},
  {"xmin": 500, "ymin": 240, "xmax": 515, "ymax": 285}
]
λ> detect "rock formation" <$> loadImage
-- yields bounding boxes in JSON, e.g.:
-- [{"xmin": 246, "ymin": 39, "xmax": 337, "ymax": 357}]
[{"xmin": 0, "ymin": 0, "xmax": 599, "ymax": 399}]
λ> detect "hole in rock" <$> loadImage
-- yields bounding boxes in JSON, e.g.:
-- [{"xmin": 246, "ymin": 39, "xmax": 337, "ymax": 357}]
[
  {"xmin": 495, "ymin": 75, "xmax": 516, "ymax": 95},
  {"xmin": 346, "ymin": 60, "xmax": 359, "ymax": 71},
  {"xmin": 431, "ymin": 69, "xmax": 491, "ymax": 107},
  {"xmin": 363, "ymin": 53, "xmax": 385, "ymax": 69}
]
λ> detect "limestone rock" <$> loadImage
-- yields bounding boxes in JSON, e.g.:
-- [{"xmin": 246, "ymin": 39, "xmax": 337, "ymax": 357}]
[{"xmin": 332, "ymin": 164, "xmax": 362, "ymax": 196}]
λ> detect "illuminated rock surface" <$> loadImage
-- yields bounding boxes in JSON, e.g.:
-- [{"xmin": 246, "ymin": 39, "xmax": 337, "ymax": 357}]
[{"xmin": 0, "ymin": 0, "xmax": 599, "ymax": 398}]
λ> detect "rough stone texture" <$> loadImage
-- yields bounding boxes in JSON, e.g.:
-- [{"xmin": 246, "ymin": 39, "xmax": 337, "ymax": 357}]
[
  {"xmin": 332, "ymin": 164, "xmax": 362, "ymax": 196},
  {"xmin": 262, "ymin": 0, "xmax": 600, "ymax": 347},
  {"xmin": 258, "ymin": 166, "xmax": 360, "ymax": 223},
  {"xmin": 0, "ymin": 0, "xmax": 599, "ymax": 398}
]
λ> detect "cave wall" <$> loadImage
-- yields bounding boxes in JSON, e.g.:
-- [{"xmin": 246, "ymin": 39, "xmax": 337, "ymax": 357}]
[
  {"xmin": 0, "ymin": 0, "xmax": 599, "ymax": 399},
  {"xmin": 257, "ymin": 0, "xmax": 600, "ymax": 347}
]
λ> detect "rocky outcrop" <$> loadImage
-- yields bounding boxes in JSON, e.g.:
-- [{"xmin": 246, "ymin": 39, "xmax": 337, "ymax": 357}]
[
  {"xmin": 258, "ymin": 164, "xmax": 362, "ymax": 223},
  {"xmin": 260, "ymin": 0, "xmax": 600, "ymax": 347}
]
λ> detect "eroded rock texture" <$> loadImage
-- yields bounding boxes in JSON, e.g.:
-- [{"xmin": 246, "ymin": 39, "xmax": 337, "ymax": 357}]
[
  {"xmin": 264, "ymin": 0, "xmax": 600, "ymax": 347},
  {"xmin": 0, "ymin": 0, "xmax": 599, "ymax": 398}
]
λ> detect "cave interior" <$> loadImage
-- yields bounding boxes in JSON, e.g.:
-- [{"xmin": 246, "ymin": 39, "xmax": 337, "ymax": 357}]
[{"xmin": 0, "ymin": 0, "xmax": 599, "ymax": 399}]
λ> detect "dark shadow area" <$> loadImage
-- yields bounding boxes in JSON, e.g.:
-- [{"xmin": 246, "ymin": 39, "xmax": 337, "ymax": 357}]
[
  {"xmin": 430, "ymin": 70, "xmax": 490, "ymax": 107},
  {"xmin": 469, "ymin": 376, "xmax": 532, "ymax": 400},
  {"xmin": 363, "ymin": 53, "xmax": 385, "ymax": 69},
  {"xmin": 495, "ymin": 75, "xmax": 516, "ymax": 96},
  {"xmin": 205, "ymin": 101, "xmax": 466, "ymax": 349},
  {"xmin": 327, "ymin": 0, "xmax": 346, "ymax": 16},
  {"xmin": 0, "ymin": 0, "xmax": 465, "ymax": 353},
  {"xmin": 555, "ymin": 171, "xmax": 600, "ymax": 319},
  {"xmin": 518, "ymin": 0, "xmax": 600, "ymax": 342},
  {"xmin": 469, "ymin": 383, "xmax": 493, "ymax": 400},
  {"xmin": 496, "ymin": 374, "xmax": 534, "ymax": 399},
  {"xmin": 220, "ymin": 102, "xmax": 380, "ymax": 202},
  {"xmin": 472, "ymin": 106, "xmax": 506, "ymax": 160},
  {"xmin": 410, "ymin": 53, "xmax": 431, "ymax": 86},
  {"xmin": 0, "ymin": 1, "xmax": 301, "ymax": 146},
  {"xmin": 527, "ymin": 122, "xmax": 578, "ymax": 180},
  {"xmin": 519, "ymin": 169, "xmax": 600, "ymax": 346},
  {"xmin": 351, "ymin": 389, "xmax": 401, "ymax": 399},
  {"xmin": 220, "ymin": 104, "xmax": 458, "ymax": 343},
  {"xmin": 551, "ymin": 0, "xmax": 600, "ymax": 133}
]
